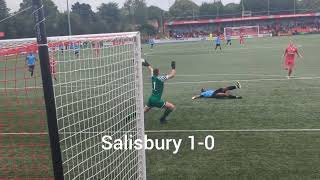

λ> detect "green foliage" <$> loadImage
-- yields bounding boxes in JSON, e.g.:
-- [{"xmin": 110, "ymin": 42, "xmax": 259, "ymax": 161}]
[
  {"xmin": 223, "ymin": 3, "xmax": 241, "ymax": 16},
  {"xmin": 138, "ymin": 23, "xmax": 157, "ymax": 36},
  {"xmin": 124, "ymin": 0, "xmax": 148, "ymax": 25},
  {"xmin": 169, "ymin": 0, "xmax": 199, "ymax": 19},
  {"xmin": 297, "ymin": 0, "xmax": 320, "ymax": 12},
  {"xmin": 0, "ymin": 0, "xmax": 9, "ymax": 35},
  {"xmin": 97, "ymin": 3, "xmax": 121, "ymax": 33},
  {"xmin": 1, "ymin": 0, "xmax": 320, "ymax": 39},
  {"xmin": 199, "ymin": 2, "xmax": 224, "ymax": 19}
]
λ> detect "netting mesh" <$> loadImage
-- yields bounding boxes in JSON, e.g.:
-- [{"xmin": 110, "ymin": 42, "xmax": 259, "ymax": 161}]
[
  {"xmin": 224, "ymin": 26, "xmax": 260, "ymax": 37},
  {"xmin": 0, "ymin": 40, "xmax": 52, "ymax": 179},
  {"xmin": 0, "ymin": 32, "xmax": 145, "ymax": 179}
]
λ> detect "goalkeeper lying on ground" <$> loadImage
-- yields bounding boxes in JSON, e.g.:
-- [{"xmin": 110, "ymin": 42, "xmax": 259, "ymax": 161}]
[
  {"xmin": 142, "ymin": 59, "xmax": 176, "ymax": 124},
  {"xmin": 192, "ymin": 82, "xmax": 242, "ymax": 100}
]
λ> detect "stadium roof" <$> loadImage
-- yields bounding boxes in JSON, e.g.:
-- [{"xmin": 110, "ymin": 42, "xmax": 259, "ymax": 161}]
[{"xmin": 165, "ymin": 13, "xmax": 320, "ymax": 26}]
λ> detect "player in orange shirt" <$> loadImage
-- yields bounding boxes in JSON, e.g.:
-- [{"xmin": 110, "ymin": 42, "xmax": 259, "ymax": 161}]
[{"xmin": 283, "ymin": 41, "xmax": 302, "ymax": 79}]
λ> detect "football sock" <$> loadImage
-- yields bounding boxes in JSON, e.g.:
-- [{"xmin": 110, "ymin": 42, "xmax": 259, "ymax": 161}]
[
  {"xmin": 228, "ymin": 95, "xmax": 237, "ymax": 99},
  {"xmin": 161, "ymin": 108, "xmax": 173, "ymax": 119},
  {"xmin": 226, "ymin": 86, "xmax": 237, "ymax": 91}
]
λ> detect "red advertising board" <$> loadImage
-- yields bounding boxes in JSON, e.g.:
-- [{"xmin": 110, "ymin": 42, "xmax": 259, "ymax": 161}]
[{"xmin": 0, "ymin": 32, "xmax": 5, "ymax": 38}]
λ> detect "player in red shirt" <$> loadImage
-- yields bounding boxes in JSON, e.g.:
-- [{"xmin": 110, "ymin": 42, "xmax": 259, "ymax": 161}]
[
  {"xmin": 49, "ymin": 54, "xmax": 58, "ymax": 81},
  {"xmin": 239, "ymin": 34, "xmax": 245, "ymax": 44},
  {"xmin": 283, "ymin": 41, "xmax": 302, "ymax": 79},
  {"xmin": 92, "ymin": 41, "xmax": 101, "ymax": 57}
]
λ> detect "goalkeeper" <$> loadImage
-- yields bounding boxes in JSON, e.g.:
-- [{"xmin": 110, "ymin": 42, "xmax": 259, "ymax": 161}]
[
  {"xmin": 192, "ymin": 82, "xmax": 242, "ymax": 100},
  {"xmin": 26, "ymin": 52, "xmax": 36, "ymax": 77},
  {"xmin": 143, "ymin": 59, "xmax": 176, "ymax": 124}
]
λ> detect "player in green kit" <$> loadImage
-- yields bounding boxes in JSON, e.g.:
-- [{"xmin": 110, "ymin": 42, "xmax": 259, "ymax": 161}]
[{"xmin": 143, "ymin": 59, "xmax": 176, "ymax": 124}]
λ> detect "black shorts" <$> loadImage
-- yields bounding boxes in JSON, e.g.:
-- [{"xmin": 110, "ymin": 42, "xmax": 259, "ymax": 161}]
[
  {"xmin": 211, "ymin": 88, "xmax": 224, "ymax": 97},
  {"xmin": 215, "ymin": 44, "xmax": 221, "ymax": 47},
  {"xmin": 28, "ymin": 65, "xmax": 35, "ymax": 71}
]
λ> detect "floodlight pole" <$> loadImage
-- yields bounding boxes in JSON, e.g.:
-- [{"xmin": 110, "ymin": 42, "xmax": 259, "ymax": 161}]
[
  {"xmin": 268, "ymin": 0, "xmax": 270, "ymax": 16},
  {"xmin": 293, "ymin": 0, "xmax": 296, "ymax": 14},
  {"xmin": 241, "ymin": 0, "xmax": 245, "ymax": 17},
  {"xmin": 67, "ymin": 0, "xmax": 72, "ymax": 35},
  {"xmin": 31, "ymin": 0, "xmax": 64, "ymax": 179}
]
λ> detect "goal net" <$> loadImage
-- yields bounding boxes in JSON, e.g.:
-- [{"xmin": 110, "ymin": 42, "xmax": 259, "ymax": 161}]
[
  {"xmin": 0, "ymin": 32, "xmax": 146, "ymax": 179},
  {"xmin": 224, "ymin": 26, "xmax": 260, "ymax": 39}
]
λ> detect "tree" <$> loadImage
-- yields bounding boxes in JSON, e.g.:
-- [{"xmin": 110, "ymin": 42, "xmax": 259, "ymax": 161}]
[
  {"xmin": 71, "ymin": 3, "xmax": 98, "ymax": 34},
  {"xmin": 0, "ymin": 0, "xmax": 9, "ymax": 21},
  {"xmin": 199, "ymin": 2, "xmax": 224, "ymax": 19},
  {"xmin": 123, "ymin": 0, "xmax": 148, "ymax": 25},
  {"xmin": 269, "ymin": 0, "xmax": 295, "ymax": 14},
  {"xmin": 138, "ymin": 24, "xmax": 157, "ymax": 36},
  {"xmin": 169, "ymin": 0, "xmax": 199, "ymax": 20},
  {"xmin": 148, "ymin": 6, "xmax": 164, "ymax": 32},
  {"xmin": 97, "ymin": 2, "xmax": 121, "ymax": 32},
  {"xmin": 240, "ymin": 0, "xmax": 297, "ymax": 15},
  {"xmin": 10, "ymin": 0, "xmax": 60, "ymax": 38},
  {"xmin": 71, "ymin": 2, "xmax": 95, "ymax": 22},
  {"xmin": 148, "ymin": 6, "xmax": 163, "ymax": 21},
  {"xmin": 240, "ymin": 0, "xmax": 269, "ymax": 15},
  {"xmin": 297, "ymin": 0, "xmax": 320, "ymax": 12},
  {"xmin": 223, "ymin": 3, "xmax": 241, "ymax": 17},
  {"xmin": 0, "ymin": 0, "xmax": 10, "ymax": 37}
]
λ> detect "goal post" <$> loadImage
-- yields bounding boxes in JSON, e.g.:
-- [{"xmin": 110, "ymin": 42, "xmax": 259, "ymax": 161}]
[
  {"xmin": 0, "ymin": 17, "xmax": 146, "ymax": 180},
  {"xmin": 224, "ymin": 25, "xmax": 260, "ymax": 39},
  {"xmin": 51, "ymin": 32, "xmax": 146, "ymax": 180},
  {"xmin": 32, "ymin": 0, "xmax": 64, "ymax": 179}
]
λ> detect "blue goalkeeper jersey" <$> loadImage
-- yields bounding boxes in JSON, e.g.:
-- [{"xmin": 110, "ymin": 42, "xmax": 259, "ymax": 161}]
[
  {"xmin": 201, "ymin": 89, "xmax": 216, "ymax": 98},
  {"xmin": 26, "ymin": 54, "xmax": 36, "ymax": 65}
]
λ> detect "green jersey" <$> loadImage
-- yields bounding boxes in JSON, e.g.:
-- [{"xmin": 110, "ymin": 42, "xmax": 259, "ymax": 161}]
[{"xmin": 151, "ymin": 75, "xmax": 168, "ymax": 99}]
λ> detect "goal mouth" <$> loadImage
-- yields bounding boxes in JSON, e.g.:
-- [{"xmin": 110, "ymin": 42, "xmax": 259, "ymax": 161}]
[
  {"xmin": 224, "ymin": 26, "xmax": 261, "ymax": 39},
  {"xmin": 0, "ymin": 32, "xmax": 146, "ymax": 179}
]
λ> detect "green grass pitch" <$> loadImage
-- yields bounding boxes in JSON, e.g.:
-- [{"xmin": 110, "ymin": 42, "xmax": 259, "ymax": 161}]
[
  {"xmin": 1, "ymin": 34, "xmax": 320, "ymax": 179},
  {"xmin": 142, "ymin": 35, "xmax": 320, "ymax": 180}
]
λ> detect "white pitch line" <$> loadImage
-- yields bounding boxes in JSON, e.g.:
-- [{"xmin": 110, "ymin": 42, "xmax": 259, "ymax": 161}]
[
  {"xmin": 166, "ymin": 76, "xmax": 320, "ymax": 85},
  {"xmin": 2, "ymin": 129, "xmax": 320, "ymax": 135},
  {"xmin": 176, "ymin": 73, "xmax": 284, "ymax": 77},
  {"xmin": 145, "ymin": 129, "xmax": 320, "ymax": 133},
  {"xmin": 1, "ymin": 76, "xmax": 320, "ymax": 90}
]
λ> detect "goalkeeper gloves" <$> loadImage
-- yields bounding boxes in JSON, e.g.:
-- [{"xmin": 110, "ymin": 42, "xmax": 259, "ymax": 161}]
[
  {"xmin": 142, "ymin": 59, "xmax": 150, "ymax": 67},
  {"xmin": 171, "ymin": 61, "xmax": 176, "ymax": 69}
]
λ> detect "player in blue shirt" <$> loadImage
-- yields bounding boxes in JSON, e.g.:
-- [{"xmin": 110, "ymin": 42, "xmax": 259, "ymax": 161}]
[
  {"xmin": 215, "ymin": 34, "xmax": 222, "ymax": 50},
  {"xmin": 192, "ymin": 81, "xmax": 242, "ymax": 100},
  {"xmin": 149, "ymin": 37, "xmax": 155, "ymax": 50},
  {"xmin": 74, "ymin": 44, "xmax": 80, "ymax": 58},
  {"xmin": 26, "ymin": 52, "xmax": 36, "ymax": 77}
]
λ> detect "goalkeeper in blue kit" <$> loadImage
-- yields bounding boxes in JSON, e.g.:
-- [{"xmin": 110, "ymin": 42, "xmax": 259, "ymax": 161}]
[
  {"xmin": 26, "ymin": 52, "xmax": 36, "ymax": 77},
  {"xmin": 142, "ymin": 59, "xmax": 176, "ymax": 124}
]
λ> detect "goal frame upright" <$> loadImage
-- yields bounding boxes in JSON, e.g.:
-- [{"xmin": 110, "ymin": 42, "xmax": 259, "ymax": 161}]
[
  {"xmin": 134, "ymin": 32, "xmax": 147, "ymax": 180},
  {"xmin": 32, "ymin": 0, "xmax": 64, "ymax": 179}
]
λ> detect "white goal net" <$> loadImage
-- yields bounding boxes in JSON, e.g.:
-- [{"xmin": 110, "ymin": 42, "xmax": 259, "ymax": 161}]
[
  {"xmin": 224, "ymin": 26, "xmax": 260, "ymax": 39},
  {"xmin": 0, "ymin": 32, "xmax": 146, "ymax": 179}
]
